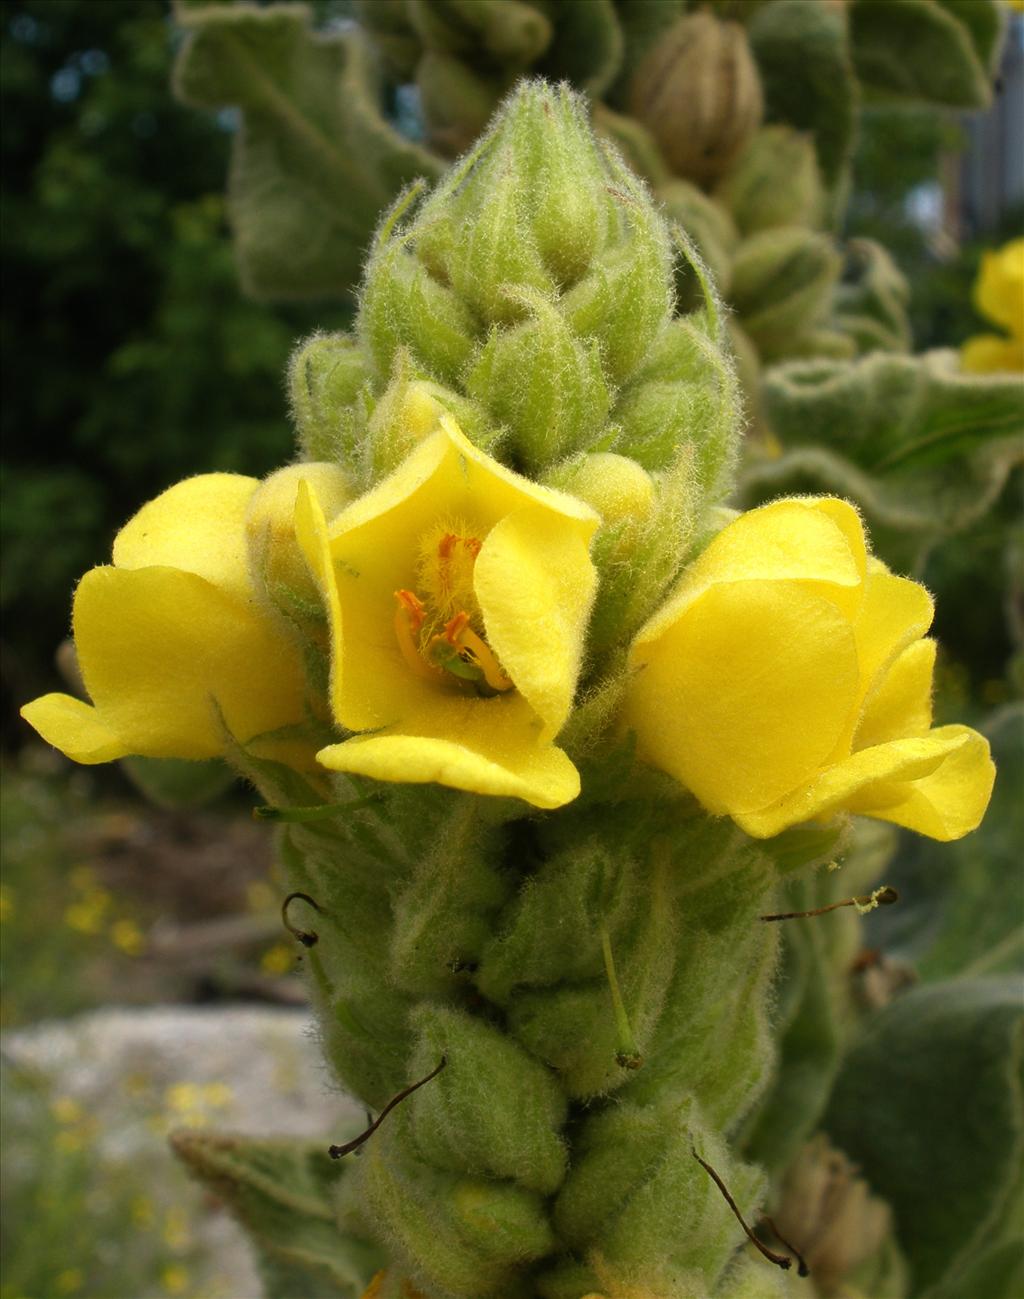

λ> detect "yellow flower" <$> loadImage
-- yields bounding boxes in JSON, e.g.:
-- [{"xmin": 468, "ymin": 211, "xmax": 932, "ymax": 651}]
[
  {"xmin": 624, "ymin": 498, "xmax": 995, "ymax": 841},
  {"xmin": 20, "ymin": 474, "xmax": 315, "ymax": 767},
  {"xmin": 961, "ymin": 237, "xmax": 1024, "ymax": 373},
  {"xmin": 296, "ymin": 416, "xmax": 599, "ymax": 809}
]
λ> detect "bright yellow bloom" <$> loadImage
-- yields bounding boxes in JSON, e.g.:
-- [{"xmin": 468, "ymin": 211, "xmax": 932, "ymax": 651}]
[
  {"xmin": 296, "ymin": 416, "xmax": 599, "ymax": 809},
  {"xmin": 961, "ymin": 237, "xmax": 1024, "ymax": 373},
  {"xmin": 20, "ymin": 474, "xmax": 316, "ymax": 767},
  {"xmin": 625, "ymin": 498, "xmax": 994, "ymax": 840}
]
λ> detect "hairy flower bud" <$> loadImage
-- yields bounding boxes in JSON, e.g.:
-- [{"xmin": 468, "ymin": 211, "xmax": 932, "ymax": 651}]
[
  {"xmin": 629, "ymin": 12, "xmax": 764, "ymax": 187},
  {"xmin": 288, "ymin": 332, "xmax": 372, "ymax": 464},
  {"xmin": 716, "ymin": 125, "xmax": 824, "ymax": 235},
  {"xmin": 357, "ymin": 81, "xmax": 698, "ymax": 475},
  {"xmin": 730, "ymin": 225, "xmax": 842, "ymax": 361},
  {"xmin": 246, "ymin": 462, "xmax": 354, "ymax": 621}
]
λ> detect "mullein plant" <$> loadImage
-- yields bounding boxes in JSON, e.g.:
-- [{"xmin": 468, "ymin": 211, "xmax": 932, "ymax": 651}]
[{"xmin": 22, "ymin": 84, "xmax": 997, "ymax": 1299}]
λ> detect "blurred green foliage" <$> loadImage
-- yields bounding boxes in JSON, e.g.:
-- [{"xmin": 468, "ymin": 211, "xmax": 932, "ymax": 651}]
[{"xmin": 1, "ymin": 0, "xmax": 344, "ymax": 714}]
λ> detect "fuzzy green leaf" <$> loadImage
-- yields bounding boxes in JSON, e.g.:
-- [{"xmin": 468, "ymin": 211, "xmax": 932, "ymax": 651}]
[
  {"xmin": 748, "ymin": 0, "xmax": 858, "ymax": 220},
  {"xmin": 850, "ymin": 0, "xmax": 992, "ymax": 109},
  {"xmin": 173, "ymin": 4, "xmax": 442, "ymax": 299},
  {"xmin": 744, "ymin": 350, "xmax": 1024, "ymax": 539},
  {"xmin": 824, "ymin": 978, "xmax": 1024, "ymax": 1296},
  {"xmin": 170, "ymin": 1129, "xmax": 383, "ymax": 1296}
]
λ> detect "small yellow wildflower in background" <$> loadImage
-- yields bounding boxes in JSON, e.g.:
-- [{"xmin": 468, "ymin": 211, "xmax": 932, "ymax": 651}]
[
  {"xmin": 63, "ymin": 888, "xmax": 112, "ymax": 935},
  {"xmin": 160, "ymin": 1264, "xmax": 190, "ymax": 1295},
  {"xmin": 131, "ymin": 1195, "xmax": 156, "ymax": 1227},
  {"xmin": 50, "ymin": 1096, "xmax": 83, "ymax": 1125},
  {"xmin": 162, "ymin": 1207, "xmax": 191, "ymax": 1251},
  {"xmin": 110, "ymin": 917, "xmax": 145, "ymax": 956},
  {"xmin": 0, "ymin": 884, "xmax": 13, "ymax": 921},
  {"xmin": 246, "ymin": 880, "xmax": 275, "ymax": 912},
  {"xmin": 260, "ymin": 942, "xmax": 294, "ymax": 976},
  {"xmin": 961, "ymin": 237, "xmax": 1024, "ymax": 373},
  {"xmin": 55, "ymin": 1269, "xmax": 84, "ymax": 1295}
]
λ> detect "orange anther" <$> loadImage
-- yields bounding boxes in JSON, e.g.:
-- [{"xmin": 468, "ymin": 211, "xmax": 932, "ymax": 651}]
[
  {"xmin": 444, "ymin": 611, "xmax": 471, "ymax": 645},
  {"xmin": 395, "ymin": 589, "xmax": 426, "ymax": 631}
]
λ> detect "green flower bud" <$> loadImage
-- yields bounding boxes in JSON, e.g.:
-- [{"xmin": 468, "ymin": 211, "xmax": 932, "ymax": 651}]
[
  {"xmin": 246, "ymin": 461, "xmax": 353, "ymax": 621},
  {"xmin": 613, "ymin": 318, "xmax": 738, "ymax": 496},
  {"xmin": 660, "ymin": 178, "xmax": 740, "ymax": 300},
  {"xmin": 553, "ymin": 1096, "xmax": 765, "ymax": 1284},
  {"xmin": 407, "ymin": 1004, "xmax": 568, "ymax": 1194},
  {"xmin": 360, "ymin": 239, "xmax": 480, "ymax": 384},
  {"xmin": 592, "ymin": 102, "xmax": 672, "ymax": 187},
  {"xmin": 629, "ymin": 12, "xmax": 764, "ymax": 187},
  {"xmin": 288, "ymin": 332, "xmax": 372, "ymax": 464},
  {"xmin": 546, "ymin": 451, "xmax": 695, "ymax": 659},
  {"xmin": 716, "ymin": 125, "xmax": 824, "ymax": 235},
  {"xmin": 730, "ymin": 225, "xmax": 842, "ymax": 362},
  {"xmin": 364, "ymin": 348, "xmax": 502, "ymax": 481},
  {"xmin": 465, "ymin": 289, "xmax": 612, "ymax": 469},
  {"xmin": 407, "ymin": 0, "xmax": 551, "ymax": 66},
  {"xmin": 360, "ymin": 1113, "xmax": 554, "ymax": 1298}
]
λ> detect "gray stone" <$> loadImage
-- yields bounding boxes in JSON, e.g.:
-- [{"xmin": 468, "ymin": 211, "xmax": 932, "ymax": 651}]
[{"xmin": 3, "ymin": 1005, "xmax": 361, "ymax": 1299}]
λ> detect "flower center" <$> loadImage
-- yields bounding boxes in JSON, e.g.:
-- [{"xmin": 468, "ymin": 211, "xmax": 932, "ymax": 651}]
[{"xmin": 393, "ymin": 526, "xmax": 512, "ymax": 696}]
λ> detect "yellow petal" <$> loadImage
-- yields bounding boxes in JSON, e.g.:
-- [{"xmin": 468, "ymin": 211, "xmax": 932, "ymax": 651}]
[
  {"xmin": 851, "ymin": 566, "xmax": 934, "ymax": 707},
  {"xmin": 112, "ymin": 473, "xmax": 258, "ymax": 603},
  {"xmin": 854, "ymin": 638, "xmax": 936, "ymax": 750},
  {"xmin": 626, "ymin": 580, "xmax": 860, "ymax": 815},
  {"xmin": 20, "ymin": 693, "xmax": 127, "ymax": 764},
  {"xmin": 475, "ymin": 505, "xmax": 597, "ymax": 739},
  {"xmin": 974, "ymin": 239, "xmax": 1024, "ymax": 337},
  {"xmin": 316, "ymin": 693, "xmax": 580, "ymax": 809},
  {"xmin": 638, "ymin": 498, "xmax": 867, "ymax": 645},
  {"xmin": 960, "ymin": 332, "xmax": 1024, "ymax": 375},
  {"xmin": 853, "ymin": 724, "xmax": 995, "ymax": 841},
  {"xmin": 736, "ymin": 725, "xmax": 994, "ymax": 841},
  {"xmin": 72, "ymin": 565, "xmax": 308, "ymax": 760}
]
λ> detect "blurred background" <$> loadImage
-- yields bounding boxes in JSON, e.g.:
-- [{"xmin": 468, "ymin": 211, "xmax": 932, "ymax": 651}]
[{"xmin": 1, "ymin": 3, "xmax": 1021, "ymax": 1297}]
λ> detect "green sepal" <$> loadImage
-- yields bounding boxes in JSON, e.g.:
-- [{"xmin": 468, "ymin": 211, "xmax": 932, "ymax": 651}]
[
  {"xmin": 173, "ymin": 5, "xmax": 442, "ymax": 298},
  {"xmin": 386, "ymin": 800, "xmax": 512, "ymax": 997},
  {"xmin": 559, "ymin": 149, "xmax": 674, "ymax": 385},
  {"xmin": 552, "ymin": 1095, "xmax": 765, "ymax": 1287},
  {"xmin": 278, "ymin": 819, "xmax": 417, "ymax": 1109},
  {"xmin": 465, "ymin": 289, "xmax": 612, "ymax": 470},
  {"xmin": 406, "ymin": 1003, "xmax": 568, "ymax": 1193},
  {"xmin": 119, "ymin": 755, "xmax": 235, "ymax": 809},
  {"xmin": 169, "ymin": 1129, "xmax": 383, "ymax": 1296},
  {"xmin": 660, "ymin": 178, "xmax": 740, "ymax": 300},
  {"xmin": 747, "ymin": 0, "xmax": 858, "ymax": 223},
  {"xmin": 357, "ymin": 1111, "xmax": 555, "ymax": 1297},
  {"xmin": 740, "ymin": 871, "xmax": 857, "ymax": 1174},
  {"xmin": 715, "ymin": 124, "xmax": 823, "ymax": 237},
  {"xmin": 850, "ymin": 0, "xmax": 994, "ymax": 109},
  {"xmin": 359, "ymin": 237, "xmax": 480, "ymax": 386},
  {"xmin": 289, "ymin": 331, "xmax": 374, "ymax": 465},
  {"xmin": 825, "ymin": 978, "xmax": 1024, "ymax": 1297},
  {"xmin": 730, "ymin": 226, "xmax": 842, "ymax": 362}
]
